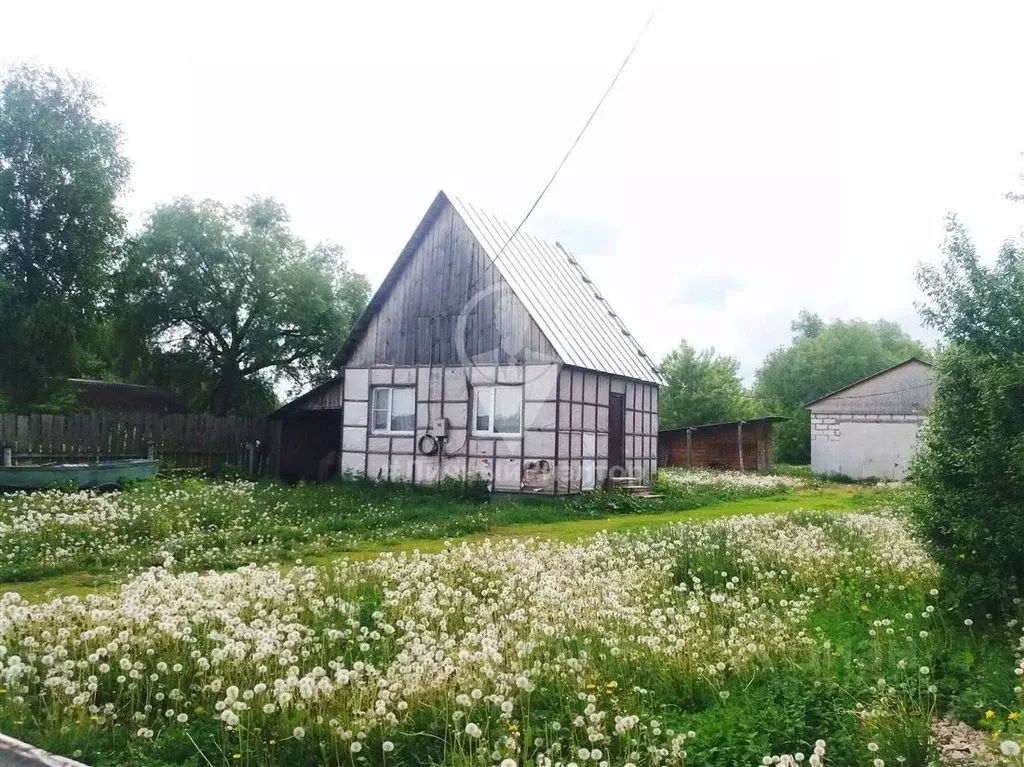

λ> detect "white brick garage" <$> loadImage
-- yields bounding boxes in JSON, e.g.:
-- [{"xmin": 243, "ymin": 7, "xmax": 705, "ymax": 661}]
[{"xmin": 806, "ymin": 358, "xmax": 933, "ymax": 480}]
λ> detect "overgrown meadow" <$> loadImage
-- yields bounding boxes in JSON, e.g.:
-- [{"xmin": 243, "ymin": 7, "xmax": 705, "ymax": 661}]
[
  {"xmin": 0, "ymin": 471, "xmax": 797, "ymax": 585},
  {"xmin": 1, "ymin": 473, "xmax": 1023, "ymax": 767}
]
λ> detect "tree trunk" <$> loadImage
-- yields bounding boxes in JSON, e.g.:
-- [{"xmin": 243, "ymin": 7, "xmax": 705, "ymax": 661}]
[{"xmin": 208, "ymin": 368, "xmax": 241, "ymax": 416}]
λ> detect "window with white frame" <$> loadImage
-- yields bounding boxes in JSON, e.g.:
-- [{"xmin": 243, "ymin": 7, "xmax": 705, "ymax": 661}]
[
  {"xmin": 473, "ymin": 386, "xmax": 522, "ymax": 436},
  {"xmin": 371, "ymin": 387, "xmax": 415, "ymax": 433}
]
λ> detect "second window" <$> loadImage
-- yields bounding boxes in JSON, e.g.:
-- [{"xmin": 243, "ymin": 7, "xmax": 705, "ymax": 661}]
[{"xmin": 473, "ymin": 386, "xmax": 522, "ymax": 436}]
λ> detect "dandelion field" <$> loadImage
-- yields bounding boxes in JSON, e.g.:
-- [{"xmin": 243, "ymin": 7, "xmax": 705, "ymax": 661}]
[
  {"xmin": 0, "ymin": 471, "xmax": 796, "ymax": 585},
  {"xmin": 2, "ymin": 475, "xmax": 1024, "ymax": 766}
]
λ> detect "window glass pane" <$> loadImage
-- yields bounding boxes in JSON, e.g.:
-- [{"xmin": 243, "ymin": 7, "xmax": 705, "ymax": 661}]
[
  {"xmin": 390, "ymin": 388, "xmax": 415, "ymax": 432},
  {"xmin": 493, "ymin": 387, "xmax": 522, "ymax": 434},
  {"xmin": 475, "ymin": 388, "xmax": 493, "ymax": 433},
  {"xmin": 372, "ymin": 388, "xmax": 390, "ymax": 431}
]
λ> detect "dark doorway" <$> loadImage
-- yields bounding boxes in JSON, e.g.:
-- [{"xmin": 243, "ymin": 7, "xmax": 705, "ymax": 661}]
[
  {"xmin": 609, "ymin": 392, "xmax": 625, "ymax": 475},
  {"xmin": 277, "ymin": 410, "xmax": 341, "ymax": 481}
]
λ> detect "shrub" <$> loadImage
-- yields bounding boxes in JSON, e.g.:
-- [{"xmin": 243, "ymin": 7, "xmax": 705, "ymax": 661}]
[
  {"xmin": 911, "ymin": 343, "xmax": 1024, "ymax": 609},
  {"xmin": 913, "ymin": 215, "xmax": 1024, "ymax": 612}
]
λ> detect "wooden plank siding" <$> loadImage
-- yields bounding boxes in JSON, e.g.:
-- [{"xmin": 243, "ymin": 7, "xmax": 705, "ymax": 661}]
[
  {"xmin": 0, "ymin": 411, "xmax": 276, "ymax": 472},
  {"xmin": 347, "ymin": 202, "xmax": 559, "ymax": 367},
  {"xmin": 661, "ymin": 422, "xmax": 775, "ymax": 471}
]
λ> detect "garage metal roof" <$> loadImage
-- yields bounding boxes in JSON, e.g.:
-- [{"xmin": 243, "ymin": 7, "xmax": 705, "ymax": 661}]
[{"xmin": 449, "ymin": 194, "xmax": 661, "ymax": 384}]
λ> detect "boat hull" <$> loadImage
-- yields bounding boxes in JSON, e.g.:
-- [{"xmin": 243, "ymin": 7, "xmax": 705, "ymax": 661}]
[{"xmin": 0, "ymin": 459, "xmax": 160, "ymax": 490}]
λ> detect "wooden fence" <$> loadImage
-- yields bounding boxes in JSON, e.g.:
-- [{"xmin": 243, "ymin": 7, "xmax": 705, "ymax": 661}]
[{"xmin": 0, "ymin": 411, "xmax": 280, "ymax": 474}]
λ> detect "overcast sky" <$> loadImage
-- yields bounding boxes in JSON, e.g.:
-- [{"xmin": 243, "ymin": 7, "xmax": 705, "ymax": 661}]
[{"xmin": 5, "ymin": 1, "xmax": 1024, "ymax": 380}]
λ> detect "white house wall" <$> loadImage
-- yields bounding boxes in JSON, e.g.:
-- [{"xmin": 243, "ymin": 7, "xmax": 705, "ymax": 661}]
[
  {"xmin": 339, "ymin": 362, "xmax": 658, "ymax": 493},
  {"xmin": 341, "ymin": 363, "xmax": 562, "ymax": 492}
]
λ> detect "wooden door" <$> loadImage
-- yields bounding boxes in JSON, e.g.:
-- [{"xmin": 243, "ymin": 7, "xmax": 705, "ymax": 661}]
[{"xmin": 609, "ymin": 392, "xmax": 625, "ymax": 475}]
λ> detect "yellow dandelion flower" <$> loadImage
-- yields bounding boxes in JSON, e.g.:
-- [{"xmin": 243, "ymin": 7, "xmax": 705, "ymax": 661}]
[
  {"xmin": 1009, "ymin": 712, "xmax": 1019, "ymax": 721},
  {"xmin": 986, "ymin": 710, "xmax": 997, "ymax": 720},
  {"xmin": 233, "ymin": 754, "xmax": 242, "ymax": 760}
]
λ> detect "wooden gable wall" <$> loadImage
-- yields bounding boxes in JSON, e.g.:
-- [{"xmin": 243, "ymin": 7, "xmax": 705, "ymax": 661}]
[{"xmin": 347, "ymin": 201, "xmax": 560, "ymax": 367}]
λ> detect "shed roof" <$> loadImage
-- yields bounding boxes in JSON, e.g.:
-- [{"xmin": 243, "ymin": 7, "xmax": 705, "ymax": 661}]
[
  {"xmin": 271, "ymin": 375, "xmax": 343, "ymax": 418},
  {"xmin": 68, "ymin": 379, "xmax": 187, "ymax": 414},
  {"xmin": 802, "ymin": 357, "xmax": 933, "ymax": 408},
  {"xmin": 659, "ymin": 416, "xmax": 786, "ymax": 436},
  {"xmin": 331, "ymin": 191, "xmax": 661, "ymax": 384}
]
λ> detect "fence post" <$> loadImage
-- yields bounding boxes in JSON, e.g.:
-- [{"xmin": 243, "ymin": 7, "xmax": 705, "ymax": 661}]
[
  {"xmin": 247, "ymin": 442, "xmax": 257, "ymax": 476},
  {"xmin": 2, "ymin": 446, "xmax": 11, "ymax": 467},
  {"xmin": 146, "ymin": 442, "xmax": 155, "ymax": 460}
]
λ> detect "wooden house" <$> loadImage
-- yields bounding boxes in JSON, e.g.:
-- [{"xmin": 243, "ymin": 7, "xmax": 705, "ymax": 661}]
[
  {"xmin": 806, "ymin": 357, "xmax": 933, "ymax": 480},
  {"xmin": 659, "ymin": 417, "xmax": 784, "ymax": 471},
  {"xmin": 275, "ymin": 191, "xmax": 662, "ymax": 492}
]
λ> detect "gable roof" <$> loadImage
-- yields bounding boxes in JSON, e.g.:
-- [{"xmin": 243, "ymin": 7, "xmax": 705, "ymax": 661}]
[
  {"xmin": 332, "ymin": 190, "xmax": 661, "ymax": 383},
  {"xmin": 802, "ymin": 357, "xmax": 933, "ymax": 408}
]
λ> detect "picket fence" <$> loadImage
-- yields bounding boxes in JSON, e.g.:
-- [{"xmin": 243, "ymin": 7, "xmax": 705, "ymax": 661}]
[{"xmin": 0, "ymin": 411, "xmax": 281, "ymax": 474}]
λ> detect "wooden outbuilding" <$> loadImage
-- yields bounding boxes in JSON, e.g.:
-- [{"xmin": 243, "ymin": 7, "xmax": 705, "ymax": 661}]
[
  {"xmin": 271, "ymin": 376, "xmax": 343, "ymax": 481},
  {"xmin": 68, "ymin": 379, "xmax": 187, "ymax": 414},
  {"xmin": 275, "ymin": 190, "xmax": 662, "ymax": 492},
  {"xmin": 659, "ymin": 417, "xmax": 785, "ymax": 471}
]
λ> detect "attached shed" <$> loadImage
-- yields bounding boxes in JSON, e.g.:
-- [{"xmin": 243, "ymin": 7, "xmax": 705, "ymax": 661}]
[
  {"xmin": 272, "ymin": 376, "xmax": 343, "ymax": 481},
  {"xmin": 278, "ymin": 190, "xmax": 662, "ymax": 493},
  {"xmin": 659, "ymin": 417, "xmax": 784, "ymax": 471},
  {"xmin": 805, "ymin": 357, "xmax": 934, "ymax": 480}
]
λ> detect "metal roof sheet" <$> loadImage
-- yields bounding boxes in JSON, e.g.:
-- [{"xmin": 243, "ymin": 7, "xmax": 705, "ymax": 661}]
[
  {"xmin": 449, "ymin": 194, "xmax": 661, "ymax": 384},
  {"xmin": 659, "ymin": 416, "xmax": 787, "ymax": 435}
]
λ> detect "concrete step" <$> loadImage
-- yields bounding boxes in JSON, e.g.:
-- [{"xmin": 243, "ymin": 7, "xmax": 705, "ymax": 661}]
[{"xmin": 607, "ymin": 477, "xmax": 658, "ymax": 497}]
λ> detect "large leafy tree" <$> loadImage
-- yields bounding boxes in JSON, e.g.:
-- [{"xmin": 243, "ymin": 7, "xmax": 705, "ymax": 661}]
[
  {"xmin": 0, "ymin": 64, "xmax": 130, "ymax": 408},
  {"xmin": 912, "ymin": 215, "xmax": 1024, "ymax": 610},
  {"xmin": 754, "ymin": 311, "xmax": 929, "ymax": 463},
  {"xmin": 659, "ymin": 340, "xmax": 752, "ymax": 428},
  {"xmin": 118, "ymin": 197, "xmax": 370, "ymax": 415}
]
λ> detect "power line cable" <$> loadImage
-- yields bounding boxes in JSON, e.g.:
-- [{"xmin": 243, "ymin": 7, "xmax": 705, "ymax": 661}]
[
  {"xmin": 441, "ymin": 1, "xmax": 661, "ymax": 317},
  {"xmin": 808, "ymin": 382, "xmax": 932, "ymax": 402}
]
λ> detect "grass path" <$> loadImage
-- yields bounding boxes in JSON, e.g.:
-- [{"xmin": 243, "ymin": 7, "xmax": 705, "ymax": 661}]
[
  {"xmin": 331, "ymin": 484, "xmax": 877, "ymax": 560},
  {"xmin": 2, "ymin": 484, "xmax": 881, "ymax": 602}
]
